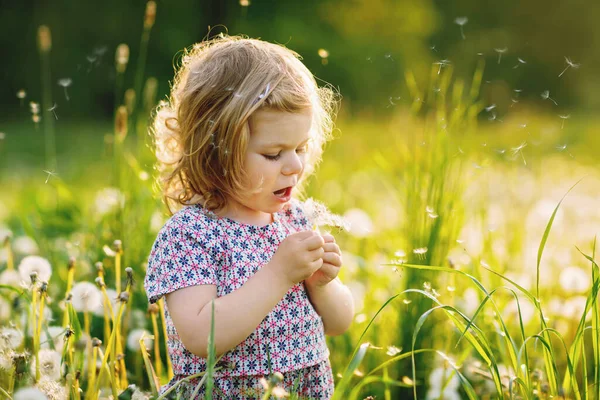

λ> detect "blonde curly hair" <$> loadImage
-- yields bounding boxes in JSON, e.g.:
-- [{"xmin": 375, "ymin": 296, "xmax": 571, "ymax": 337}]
[{"xmin": 152, "ymin": 34, "xmax": 339, "ymax": 215}]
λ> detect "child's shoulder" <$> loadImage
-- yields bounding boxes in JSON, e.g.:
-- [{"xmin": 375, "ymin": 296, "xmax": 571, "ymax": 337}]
[{"xmin": 155, "ymin": 204, "xmax": 222, "ymax": 244}]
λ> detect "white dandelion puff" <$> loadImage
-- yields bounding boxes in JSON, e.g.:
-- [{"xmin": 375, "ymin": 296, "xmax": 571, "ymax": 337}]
[
  {"xmin": 93, "ymin": 288, "xmax": 118, "ymax": 317},
  {"xmin": 94, "ymin": 187, "xmax": 125, "ymax": 216},
  {"xmin": 70, "ymin": 282, "xmax": 102, "ymax": 312},
  {"xmin": 30, "ymin": 349, "xmax": 62, "ymax": 381},
  {"xmin": 36, "ymin": 375, "xmax": 68, "ymax": 400},
  {"xmin": 303, "ymin": 198, "xmax": 350, "ymax": 232},
  {"xmin": 428, "ymin": 366, "xmax": 460, "ymax": 391},
  {"xmin": 18, "ymin": 255, "xmax": 52, "ymax": 285},
  {"xmin": 0, "ymin": 327, "xmax": 24, "ymax": 350},
  {"xmin": 558, "ymin": 56, "xmax": 580, "ymax": 78},
  {"xmin": 0, "ymin": 269, "xmax": 21, "ymax": 287}
]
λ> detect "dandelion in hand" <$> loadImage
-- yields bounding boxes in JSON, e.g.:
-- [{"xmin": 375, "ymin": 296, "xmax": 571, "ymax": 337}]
[
  {"xmin": 541, "ymin": 90, "xmax": 558, "ymax": 106},
  {"xmin": 303, "ymin": 198, "xmax": 350, "ymax": 232},
  {"xmin": 454, "ymin": 16, "xmax": 468, "ymax": 39},
  {"xmin": 558, "ymin": 56, "xmax": 580, "ymax": 78},
  {"xmin": 494, "ymin": 47, "xmax": 507, "ymax": 64}
]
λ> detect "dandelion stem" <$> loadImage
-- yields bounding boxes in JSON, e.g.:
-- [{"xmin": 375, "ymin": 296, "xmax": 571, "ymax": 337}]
[
  {"xmin": 86, "ymin": 345, "xmax": 98, "ymax": 400},
  {"xmin": 31, "ymin": 284, "xmax": 39, "ymax": 382},
  {"xmin": 151, "ymin": 310, "xmax": 163, "ymax": 379},
  {"xmin": 3, "ymin": 237, "xmax": 14, "ymax": 270},
  {"xmin": 158, "ymin": 298, "xmax": 173, "ymax": 380}
]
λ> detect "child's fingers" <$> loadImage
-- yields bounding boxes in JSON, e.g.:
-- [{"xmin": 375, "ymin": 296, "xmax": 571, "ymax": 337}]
[
  {"xmin": 322, "ymin": 251, "xmax": 342, "ymax": 267},
  {"xmin": 322, "ymin": 242, "xmax": 340, "ymax": 255},
  {"xmin": 322, "ymin": 233, "xmax": 335, "ymax": 243}
]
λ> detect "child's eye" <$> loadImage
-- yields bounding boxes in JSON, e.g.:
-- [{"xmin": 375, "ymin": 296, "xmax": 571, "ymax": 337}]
[
  {"xmin": 263, "ymin": 152, "xmax": 281, "ymax": 161},
  {"xmin": 296, "ymin": 146, "xmax": 308, "ymax": 154}
]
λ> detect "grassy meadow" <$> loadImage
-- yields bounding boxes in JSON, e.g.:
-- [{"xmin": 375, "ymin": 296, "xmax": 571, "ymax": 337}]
[{"xmin": 1, "ymin": 6, "xmax": 600, "ymax": 400}]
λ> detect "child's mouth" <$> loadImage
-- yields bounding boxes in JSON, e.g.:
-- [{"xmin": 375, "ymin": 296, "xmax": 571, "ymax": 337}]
[{"xmin": 273, "ymin": 186, "xmax": 292, "ymax": 200}]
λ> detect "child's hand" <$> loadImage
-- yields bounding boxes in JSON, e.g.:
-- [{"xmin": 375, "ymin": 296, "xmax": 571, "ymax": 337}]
[
  {"xmin": 304, "ymin": 233, "xmax": 342, "ymax": 289},
  {"xmin": 267, "ymin": 231, "xmax": 325, "ymax": 287}
]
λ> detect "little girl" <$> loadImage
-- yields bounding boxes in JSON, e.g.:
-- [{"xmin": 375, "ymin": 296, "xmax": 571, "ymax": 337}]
[{"xmin": 144, "ymin": 35, "xmax": 355, "ymax": 399}]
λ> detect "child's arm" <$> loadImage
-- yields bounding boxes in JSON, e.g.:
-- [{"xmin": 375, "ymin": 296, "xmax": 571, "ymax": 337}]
[
  {"xmin": 166, "ymin": 230, "xmax": 325, "ymax": 358},
  {"xmin": 305, "ymin": 234, "xmax": 355, "ymax": 336}
]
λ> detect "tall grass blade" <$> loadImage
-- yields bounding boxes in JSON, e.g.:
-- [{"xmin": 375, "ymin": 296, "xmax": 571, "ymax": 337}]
[{"xmin": 331, "ymin": 342, "xmax": 370, "ymax": 400}]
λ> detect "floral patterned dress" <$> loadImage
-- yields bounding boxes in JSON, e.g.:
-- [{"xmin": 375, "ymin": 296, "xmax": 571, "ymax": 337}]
[{"xmin": 144, "ymin": 198, "xmax": 334, "ymax": 399}]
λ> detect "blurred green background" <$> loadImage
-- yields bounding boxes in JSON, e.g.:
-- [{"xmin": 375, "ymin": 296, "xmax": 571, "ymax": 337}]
[{"xmin": 2, "ymin": 1, "xmax": 600, "ymax": 399}]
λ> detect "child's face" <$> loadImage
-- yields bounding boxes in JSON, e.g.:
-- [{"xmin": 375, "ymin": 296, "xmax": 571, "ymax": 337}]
[{"xmin": 226, "ymin": 108, "xmax": 312, "ymax": 224}]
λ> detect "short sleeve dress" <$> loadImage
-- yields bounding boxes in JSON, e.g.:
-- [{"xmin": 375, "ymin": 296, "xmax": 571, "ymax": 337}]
[{"xmin": 144, "ymin": 198, "xmax": 334, "ymax": 399}]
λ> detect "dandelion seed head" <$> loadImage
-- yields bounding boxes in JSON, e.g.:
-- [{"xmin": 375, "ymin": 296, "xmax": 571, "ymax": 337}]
[
  {"xmin": 18, "ymin": 255, "xmax": 52, "ymax": 285},
  {"xmin": 30, "ymin": 349, "xmax": 62, "ymax": 381},
  {"xmin": 240, "ymin": 0, "xmax": 250, "ymax": 6},
  {"xmin": 13, "ymin": 387, "xmax": 48, "ymax": 400},
  {"xmin": 127, "ymin": 329, "xmax": 152, "ymax": 351},
  {"xmin": 17, "ymin": 89, "xmax": 26, "ymax": 99},
  {"xmin": 70, "ymin": 282, "xmax": 102, "ymax": 312},
  {"xmin": 0, "ymin": 327, "xmax": 24, "ymax": 350}
]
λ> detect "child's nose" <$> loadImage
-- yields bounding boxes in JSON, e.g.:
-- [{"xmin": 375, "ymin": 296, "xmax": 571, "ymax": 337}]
[{"xmin": 282, "ymin": 153, "xmax": 303, "ymax": 175}]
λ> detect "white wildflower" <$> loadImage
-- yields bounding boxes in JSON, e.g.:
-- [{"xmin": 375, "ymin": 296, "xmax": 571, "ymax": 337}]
[
  {"xmin": 93, "ymin": 288, "xmax": 118, "ymax": 317},
  {"xmin": 94, "ymin": 187, "xmax": 125, "ymax": 216},
  {"xmin": 18, "ymin": 255, "xmax": 52, "ymax": 285},
  {"xmin": 13, "ymin": 387, "xmax": 48, "ymax": 400},
  {"xmin": 127, "ymin": 329, "xmax": 153, "ymax": 351},
  {"xmin": 343, "ymin": 208, "xmax": 373, "ymax": 238},
  {"xmin": 70, "ymin": 282, "xmax": 102, "ymax": 312},
  {"xmin": 559, "ymin": 266, "xmax": 590, "ymax": 294},
  {"xmin": 0, "ymin": 269, "xmax": 21, "ymax": 287},
  {"xmin": 13, "ymin": 236, "xmax": 39, "ymax": 255},
  {"xmin": 30, "ymin": 349, "xmax": 62, "ymax": 381},
  {"xmin": 0, "ymin": 327, "xmax": 24, "ymax": 349}
]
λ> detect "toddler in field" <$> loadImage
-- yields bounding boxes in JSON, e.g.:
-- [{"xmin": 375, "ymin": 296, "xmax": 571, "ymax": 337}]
[{"xmin": 144, "ymin": 35, "xmax": 354, "ymax": 399}]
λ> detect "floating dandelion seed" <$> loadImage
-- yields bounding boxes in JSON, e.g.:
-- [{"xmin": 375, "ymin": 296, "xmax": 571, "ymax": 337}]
[
  {"xmin": 434, "ymin": 59, "xmax": 451, "ymax": 74},
  {"xmin": 413, "ymin": 247, "xmax": 428, "ymax": 260},
  {"xmin": 541, "ymin": 90, "xmax": 558, "ymax": 105},
  {"xmin": 485, "ymin": 104, "xmax": 496, "ymax": 112},
  {"xmin": 558, "ymin": 56, "xmax": 580, "ymax": 78},
  {"xmin": 430, "ymin": 45, "xmax": 437, "ymax": 52},
  {"xmin": 513, "ymin": 57, "xmax": 527, "ymax": 69},
  {"xmin": 43, "ymin": 170, "xmax": 57, "ymax": 184},
  {"xmin": 559, "ymin": 114, "xmax": 571, "ymax": 129},
  {"xmin": 556, "ymin": 143, "xmax": 574, "ymax": 158},
  {"xmin": 48, "ymin": 103, "xmax": 58, "ymax": 120},
  {"xmin": 318, "ymin": 48, "xmax": 329, "ymax": 65},
  {"xmin": 57, "ymin": 78, "xmax": 72, "ymax": 101},
  {"xmin": 510, "ymin": 98, "xmax": 519, "ymax": 107},
  {"xmin": 454, "ymin": 16, "xmax": 468, "ymax": 39},
  {"xmin": 239, "ymin": 0, "xmax": 250, "ymax": 6},
  {"xmin": 494, "ymin": 47, "xmax": 508, "ymax": 64},
  {"xmin": 511, "ymin": 141, "xmax": 528, "ymax": 166},
  {"xmin": 387, "ymin": 96, "xmax": 401, "ymax": 108}
]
